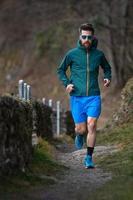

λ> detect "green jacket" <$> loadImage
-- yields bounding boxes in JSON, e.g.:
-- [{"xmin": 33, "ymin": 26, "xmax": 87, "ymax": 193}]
[{"xmin": 57, "ymin": 39, "xmax": 111, "ymax": 96}]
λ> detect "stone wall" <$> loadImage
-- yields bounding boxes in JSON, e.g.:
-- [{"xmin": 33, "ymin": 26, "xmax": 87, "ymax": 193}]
[
  {"xmin": 0, "ymin": 95, "xmax": 74, "ymax": 175},
  {"xmin": 0, "ymin": 95, "xmax": 33, "ymax": 175},
  {"xmin": 32, "ymin": 100, "xmax": 53, "ymax": 139},
  {"xmin": 65, "ymin": 111, "xmax": 75, "ymax": 138}
]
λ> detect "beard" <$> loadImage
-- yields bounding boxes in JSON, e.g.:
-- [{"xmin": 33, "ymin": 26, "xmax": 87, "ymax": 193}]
[{"xmin": 83, "ymin": 41, "xmax": 91, "ymax": 48}]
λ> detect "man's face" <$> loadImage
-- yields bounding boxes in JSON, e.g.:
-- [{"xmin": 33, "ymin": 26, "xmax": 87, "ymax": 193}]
[{"xmin": 80, "ymin": 30, "xmax": 93, "ymax": 48}]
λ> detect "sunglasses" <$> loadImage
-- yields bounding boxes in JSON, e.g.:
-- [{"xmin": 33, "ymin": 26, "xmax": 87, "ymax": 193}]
[{"xmin": 81, "ymin": 35, "xmax": 93, "ymax": 40}]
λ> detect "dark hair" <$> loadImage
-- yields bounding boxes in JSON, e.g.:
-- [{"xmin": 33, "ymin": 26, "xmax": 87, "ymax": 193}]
[{"xmin": 79, "ymin": 23, "xmax": 94, "ymax": 34}]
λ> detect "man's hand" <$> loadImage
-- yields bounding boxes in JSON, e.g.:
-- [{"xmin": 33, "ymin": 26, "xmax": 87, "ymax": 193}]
[
  {"xmin": 66, "ymin": 84, "xmax": 74, "ymax": 93},
  {"xmin": 104, "ymin": 79, "xmax": 111, "ymax": 87}
]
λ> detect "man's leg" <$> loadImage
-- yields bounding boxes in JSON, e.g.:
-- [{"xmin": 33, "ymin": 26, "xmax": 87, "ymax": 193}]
[
  {"xmin": 74, "ymin": 122, "xmax": 86, "ymax": 149},
  {"xmin": 84, "ymin": 117, "xmax": 97, "ymax": 168},
  {"xmin": 87, "ymin": 117, "xmax": 97, "ymax": 148},
  {"xmin": 70, "ymin": 96, "xmax": 87, "ymax": 149}
]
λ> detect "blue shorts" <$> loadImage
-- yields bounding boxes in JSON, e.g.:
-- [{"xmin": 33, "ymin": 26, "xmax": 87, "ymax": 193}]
[{"xmin": 70, "ymin": 96, "xmax": 101, "ymax": 124}]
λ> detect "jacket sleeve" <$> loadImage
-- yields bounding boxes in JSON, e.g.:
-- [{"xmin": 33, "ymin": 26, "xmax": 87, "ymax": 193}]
[
  {"xmin": 100, "ymin": 53, "xmax": 112, "ymax": 80},
  {"xmin": 57, "ymin": 52, "xmax": 72, "ymax": 87}
]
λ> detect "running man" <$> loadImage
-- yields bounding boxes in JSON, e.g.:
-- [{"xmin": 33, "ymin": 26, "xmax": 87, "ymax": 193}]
[{"xmin": 57, "ymin": 23, "xmax": 111, "ymax": 168}]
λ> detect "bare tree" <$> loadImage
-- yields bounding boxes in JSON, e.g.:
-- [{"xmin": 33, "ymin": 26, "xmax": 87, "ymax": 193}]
[{"xmin": 95, "ymin": 0, "xmax": 133, "ymax": 87}]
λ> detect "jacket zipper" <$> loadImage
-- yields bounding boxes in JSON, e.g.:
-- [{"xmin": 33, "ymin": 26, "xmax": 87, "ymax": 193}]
[{"xmin": 86, "ymin": 50, "xmax": 89, "ymax": 95}]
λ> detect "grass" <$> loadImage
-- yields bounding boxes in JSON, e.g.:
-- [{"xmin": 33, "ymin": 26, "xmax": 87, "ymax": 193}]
[
  {"xmin": 50, "ymin": 134, "xmax": 73, "ymax": 147},
  {"xmin": 87, "ymin": 123, "xmax": 133, "ymax": 200},
  {"xmin": 97, "ymin": 123, "xmax": 133, "ymax": 147},
  {"xmin": 30, "ymin": 137, "xmax": 62, "ymax": 174},
  {"xmin": 0, "ymin": 138, "xmax": 66, "ymax": 194}
]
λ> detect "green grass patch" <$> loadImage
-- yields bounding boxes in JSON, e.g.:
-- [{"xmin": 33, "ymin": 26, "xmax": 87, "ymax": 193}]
[
  {"xmin": 50, "ymin": 134, "xmax": 73, "ymax": 146},
  {"xmin": 97, "ymin": 123, "xmax": 133, "ymax": 146},
  {"xmin": 88, "ymin": 123, "xmax": 133, "ymax": 200},
  {"xmin": 87, "ymin": 176, "xmax": 133, "ymax": 200},
  {"xmin": 0, "ymin": 138, "xmax": 66, "ymax": 194},
  {"xmin": 30, "ymin": 138, "xmax": 66, "ymax": 175}
]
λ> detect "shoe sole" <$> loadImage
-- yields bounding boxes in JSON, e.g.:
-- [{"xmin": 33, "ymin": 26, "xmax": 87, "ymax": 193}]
[
  {"xmin": 84, "ymin": 160, "xmax": 95, "ymax": 169},
  {"xmin": 85, "ymin": 165, "xmax": 95, "ymax": 169}
]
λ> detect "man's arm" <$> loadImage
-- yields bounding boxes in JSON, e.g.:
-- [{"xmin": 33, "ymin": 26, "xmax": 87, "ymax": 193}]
[
  {"xmin": 57, "ymin": 53, "xmax": 71, "ymax": 88},
  {"xmin": 100, "ymin": 53, "xmax": 112, "ymax": 87}
]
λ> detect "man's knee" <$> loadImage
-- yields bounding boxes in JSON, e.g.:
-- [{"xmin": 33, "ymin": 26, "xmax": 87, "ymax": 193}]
[
  {"xmin": 87, "ymin": 118, "xmax": 97, "ymax": 131},
  {"xmin": 75, "ymin": 123, "xmax": 86, "ymax": 133}
]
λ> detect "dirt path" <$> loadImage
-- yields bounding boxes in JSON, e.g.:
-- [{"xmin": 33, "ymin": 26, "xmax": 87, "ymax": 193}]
[{"xmin": 2, "ymin": 144, "xmax": 118, "ymax": 200}]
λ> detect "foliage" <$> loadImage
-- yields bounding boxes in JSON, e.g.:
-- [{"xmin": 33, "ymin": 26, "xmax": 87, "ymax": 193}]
[{"xmin": 35, "ymin": 22, "xmax": 75, "ymax": 60}]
